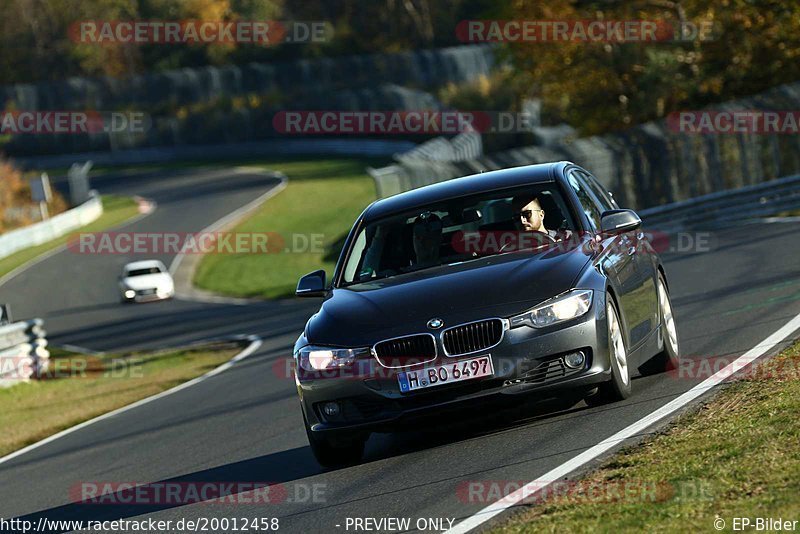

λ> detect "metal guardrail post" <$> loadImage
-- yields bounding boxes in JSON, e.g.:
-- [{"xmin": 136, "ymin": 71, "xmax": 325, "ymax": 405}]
[{"xmin": 0, "ymin": 318, "xmax": 49, "ymax": 388}]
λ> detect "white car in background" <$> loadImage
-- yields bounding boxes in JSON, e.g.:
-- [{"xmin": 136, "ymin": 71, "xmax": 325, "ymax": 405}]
[{"xmin": 119, "ymin": 260, "xmax": 174, "ymax": 303}]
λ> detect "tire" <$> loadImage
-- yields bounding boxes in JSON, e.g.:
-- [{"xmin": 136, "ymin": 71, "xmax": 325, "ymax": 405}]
[
  {"xmin": 585, "ymin": 295, "xmax": 632, "ymax": 406},
  {"xmin": 304, "ymin": 414, "xmax": 366, "ymax": 468},
  {"xmin": 639, "ymin": 273, "xmax": 680, "ymax": 376}
]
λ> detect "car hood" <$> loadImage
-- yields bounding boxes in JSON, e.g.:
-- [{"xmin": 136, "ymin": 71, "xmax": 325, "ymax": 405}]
[
  {"xmin": 122, "ymin": 273, "xmax": 173, "ymax": 290},
  {"xmin": 306, "ymin": 242, "xmax": 593, "ymax": 346}
]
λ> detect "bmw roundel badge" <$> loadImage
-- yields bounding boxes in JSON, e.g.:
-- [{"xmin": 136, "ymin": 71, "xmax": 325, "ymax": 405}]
[{"xmin": 427, "ymin": 318, "xmax": 444, "ymax": 329}]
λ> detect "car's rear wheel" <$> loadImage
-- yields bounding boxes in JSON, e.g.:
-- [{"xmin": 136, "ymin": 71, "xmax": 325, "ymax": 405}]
[
  {"xmin": 585, "ymin": 296, "xmax": 632, "ymax": 406},
  {"xmin": 639, "ymin": 274, "xmax": 680, "ymax": 376},
  {"xmin": 304, "ymin": 414, "xmax": 366, "ymax": 468}
]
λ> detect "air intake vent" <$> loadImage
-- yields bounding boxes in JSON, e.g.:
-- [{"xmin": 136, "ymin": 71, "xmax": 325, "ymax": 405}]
[
  {"xmin": 373, "ymin": 334, "xmax": 437, "ymax": 368},
  {"xmin": 442, "ymin": 319, "xmax": 504, "ymax": 356},
  {"xmin": 520, "ymin": 356, "xmax": 583, "ymax": 384}
]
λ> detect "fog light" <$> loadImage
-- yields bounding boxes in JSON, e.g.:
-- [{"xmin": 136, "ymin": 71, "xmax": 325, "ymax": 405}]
[
  {"xmin": 564, "ymin": 351, "xmax": 586, "ymax": 369},
  {"xmin": 124, "ymin": 290, "xmax": 135, "ymax": 299},
  {"xmin": 322, "ymin": 402, "xmax": 340, "ymax": 417}
]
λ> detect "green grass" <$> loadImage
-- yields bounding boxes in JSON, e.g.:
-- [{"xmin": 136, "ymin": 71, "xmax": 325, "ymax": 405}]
[
  {"xmin": 494, "ymin": 339, "xmax": 800, "ymax": 533},
  {"xmin": 194, "ymin": 158, "xmax": 383, "ymax": 299},
  {"xmin": 768, "ymin": 209, "xmax": 800, "ymax": 217},
  {"xmin": 0, "ymin": 343, "xmax": 240, "ymax": 456},
  {"xmin": 0, "ymin": 195, "xmax": 139, "ymax": 279}
]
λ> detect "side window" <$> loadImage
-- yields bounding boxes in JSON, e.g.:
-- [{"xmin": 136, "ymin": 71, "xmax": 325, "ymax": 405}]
[
  {"xmin": 582, "ymin": 171, "xmax": 617, "ymax": 212},
  {"xmin": 567, "ymin": 171, "xmax": 602, "ymax": 230}
]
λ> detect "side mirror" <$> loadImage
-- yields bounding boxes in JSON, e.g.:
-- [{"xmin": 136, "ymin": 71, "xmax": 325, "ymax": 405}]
[
  {"xmin": 600, "ymin": 209, "xmax": 642, "ymax": 234},
  {"xmin": 296, "ymin": 269, "xmax": 328, "ymax": 298}
]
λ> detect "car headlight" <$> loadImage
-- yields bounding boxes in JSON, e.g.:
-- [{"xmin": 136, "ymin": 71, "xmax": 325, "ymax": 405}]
[
  {"xmin": 297, "ymin": 346, "xmax": 369, "ymax": 372},
  {"xmin": 510, "ymin": 289, "xmax": 593, "ymax": 328}
]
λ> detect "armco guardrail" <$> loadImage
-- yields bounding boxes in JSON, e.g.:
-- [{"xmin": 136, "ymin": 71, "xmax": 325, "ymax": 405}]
[
  {"xmin": 394, "ymin": 131, "xmax": 483, "ymax": 163},
  {"xmin": 0, "ymin": 319, "xmax": 49, "ymax": 388},
  {"xmin": 16, "ymin": 139, "xmax": 417, "ymax": 170},
  {"xmin": 0, "ymin": 191, "xmax": 103, "ymax": 260},
  {"xmin": 3, "ymin": 45, "xmax": 496, "ymax": 158},
  {"xmin": 367, "ymin": 80, "xmax": 800, "ymax": 210},
  {"xmin": 370, "ymin": 132, "xmax": 483, "ymax": 198},
  {"xmin": 2, "ymin": 45, "xmax": 495, "ymax": 112},
  {"xmin": 640, "ymin": 173, "xmax": 800, "ymax": 231}
]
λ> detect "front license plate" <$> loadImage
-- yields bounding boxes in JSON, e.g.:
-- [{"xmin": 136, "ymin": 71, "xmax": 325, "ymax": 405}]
[{"xmin": 397, "ymin": 355, "xmax": 494, "ymax": 393}]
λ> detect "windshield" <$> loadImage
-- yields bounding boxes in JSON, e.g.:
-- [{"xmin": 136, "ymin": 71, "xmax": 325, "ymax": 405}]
[
  {"xmin": 126, "ymin": 267, "xmax": 163, "ymax": 277},
  {"xmin": 341, "ymin": 184, "xmax": 577, "ymax": 285}
]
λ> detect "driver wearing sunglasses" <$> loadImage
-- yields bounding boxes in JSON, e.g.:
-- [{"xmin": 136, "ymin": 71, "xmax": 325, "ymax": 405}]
[
  {"xmin": 511, "ymin": 194, "xmax": 574, "ymax": 245},
  {"xmin": 512, "ymin": 196, "xmax": 549, "ymax": 234}
]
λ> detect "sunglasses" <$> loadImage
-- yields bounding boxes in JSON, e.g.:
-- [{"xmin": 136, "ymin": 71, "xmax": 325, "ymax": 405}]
[{"xmin": 515, "ymin": 209, "xmax": 543, "ymax": 220}]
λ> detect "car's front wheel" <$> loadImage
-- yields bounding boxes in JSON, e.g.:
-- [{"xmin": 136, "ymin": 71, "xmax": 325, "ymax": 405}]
[
  {"xmin": 639, "ymin": 274, "xmax": 680, "ymax": 375},
  {"xmin": 585, "ymin": 296, "xmax": 632, "ymax": 406},
  {"xmin": 304, "ymin": 414, "xmax": 366, "ymax": 468}
]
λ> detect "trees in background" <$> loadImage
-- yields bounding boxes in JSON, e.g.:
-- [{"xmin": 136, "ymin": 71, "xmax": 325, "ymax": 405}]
[
  {"xmin": 1, "ymin": 1, "xmax": 800, "ymax": 137},
  {"xmin": 0, "ymin": 0, "xmax": 493, "ymax": 83},
  {"xmin": 504, "ymin": 1, "xmax": 800, "ymax": 134},
  {"xmin": 0, "ymin": 159, "xmax": 67, "ymax": 231}
]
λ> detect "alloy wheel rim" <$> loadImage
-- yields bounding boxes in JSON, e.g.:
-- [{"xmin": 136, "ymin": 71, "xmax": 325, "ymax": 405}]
[
  {"xmin": 659, "ymin": 280, "xmax": 679, "ymax": 355},
  {"xmin": 607, "ymin": 302, "xmax": 629, "ymax": 385}
]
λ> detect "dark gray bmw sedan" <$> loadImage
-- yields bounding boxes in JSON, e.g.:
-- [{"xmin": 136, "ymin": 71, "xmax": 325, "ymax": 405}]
[{"xmin": 293, "ymin": 161, "xmax": 680, "ymax": 467}]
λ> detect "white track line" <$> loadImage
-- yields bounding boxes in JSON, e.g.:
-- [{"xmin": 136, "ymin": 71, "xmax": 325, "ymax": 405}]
[
  {"xmin": 59, "ymin": 344, "xmax": 104, "ymax": 356},
  {"xmin": 168, "ymin": 169, "xmax": 288, "ymax": 275},
  {"xmin": 447, "ymin": 311, "xmax": 800, "ymax": 534},
  {"xmin": 0, "ymin": 336, "xmax": 262, "ymax": 468}
]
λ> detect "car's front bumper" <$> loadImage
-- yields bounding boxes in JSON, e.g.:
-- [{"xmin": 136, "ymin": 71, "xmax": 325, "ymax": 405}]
[
  {"xmin": 121, "ymin": 288, "xmax": 174, "ymax": 302},
  {"xmin": 297, "ymin": 295, "xmax": 613, "ymax": 437}
]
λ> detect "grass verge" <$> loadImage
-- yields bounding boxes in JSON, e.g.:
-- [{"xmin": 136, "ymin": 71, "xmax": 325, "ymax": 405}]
[
  {"xmin": 194, "ymin": 158, "xmax": 383, "ymax": 299},
  {"xmin": 0, "ymin": 195, "xmax": 139, "ymax": 280},
  {"xmin": 768, "ymin": 209, "xmax": 800, "ymax": 217},
  {"xmin": 0, "ymin": 342, "xmax": 241, "ymax": 457},
  {"xmin": 494, "ymin": 339, "xmax": 800, "ymax": 533}
]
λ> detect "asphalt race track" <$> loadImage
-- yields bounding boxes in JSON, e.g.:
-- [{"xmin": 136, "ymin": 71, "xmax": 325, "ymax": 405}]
[
  {"xmin": 0, "ymin": 168, "xmax": 318, "ymax": 353},
  {"xmin": 1, "ymin": 167, "xmax": 799, "ymax": 533}
]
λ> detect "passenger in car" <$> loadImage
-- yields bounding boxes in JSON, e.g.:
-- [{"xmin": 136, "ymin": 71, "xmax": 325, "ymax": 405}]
[{"xmin": 411, "ymin": 211, "xmax": 443, "ymax": 268}]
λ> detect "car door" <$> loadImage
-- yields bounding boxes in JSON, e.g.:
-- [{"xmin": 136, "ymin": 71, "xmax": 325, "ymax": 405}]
[
  {"xmin": 583, "ymin": 171, "xmax": 659, "ymax": 344},
  {"xmin": 567, "ymin": 169, "xmax": 652, "ymax": 350}
]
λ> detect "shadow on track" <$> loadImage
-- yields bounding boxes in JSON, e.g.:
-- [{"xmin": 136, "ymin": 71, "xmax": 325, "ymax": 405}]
[
  {"xmin": 6, "ymin": 447, "xmax": 321, "ymax": 534},
  {"xmin": 6, "ymin": 385, "xmax": 691, "ymax": 532}
]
